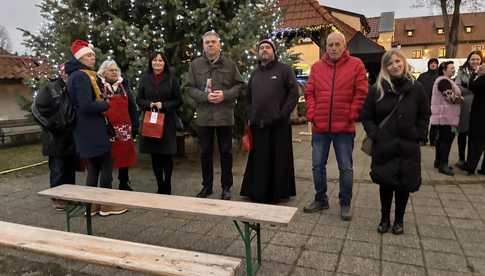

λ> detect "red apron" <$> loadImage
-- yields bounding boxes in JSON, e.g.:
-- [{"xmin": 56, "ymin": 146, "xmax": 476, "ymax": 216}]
[{"xmin": 104, "ymin": 85, "xmax": 136, "ymax": 168}]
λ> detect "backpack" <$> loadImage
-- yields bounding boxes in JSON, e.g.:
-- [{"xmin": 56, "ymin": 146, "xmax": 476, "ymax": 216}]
[{"xmin": 32, "ymin": 79, "xmax": 75, "ymax": 131}]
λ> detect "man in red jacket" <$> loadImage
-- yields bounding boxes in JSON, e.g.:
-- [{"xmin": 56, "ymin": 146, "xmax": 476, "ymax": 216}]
[{"xmin": 303, "ymin": 32, "xmax": 368, "ymax": 221}]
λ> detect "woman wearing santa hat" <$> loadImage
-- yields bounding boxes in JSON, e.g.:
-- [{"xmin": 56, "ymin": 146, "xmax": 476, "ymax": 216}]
[{"xmin": 65, "ymin": 39, "xmax": 127, "ymax": 217}]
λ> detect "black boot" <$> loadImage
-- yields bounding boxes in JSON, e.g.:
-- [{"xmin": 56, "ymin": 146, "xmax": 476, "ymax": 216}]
[
  {"xmin": 119, "ymin": 181, "xmax": 133, "ymax": 191},
  {"xmin": 377, "ymin": 220, "xmax": 390, "ymax": 234},
  {"xmin": 392, "ymin": 222, "xmax": 404, "ymax": 235},
  {"xmin": 157, "ymin": 181, "xmax": 171, "ymax": 195}
]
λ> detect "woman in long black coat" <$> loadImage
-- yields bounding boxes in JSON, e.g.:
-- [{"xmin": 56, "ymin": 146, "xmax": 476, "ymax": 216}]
[
  {"xmin": 360, "ymin": 49, "xmax": 430, "ymax": 235},
  {"xmin": 137, "ymin": 51, "xmax": 182, "ymax": 194},
  {"xmin": 466, "ymin": 64, "xmax": 485, "ymax": 174}
]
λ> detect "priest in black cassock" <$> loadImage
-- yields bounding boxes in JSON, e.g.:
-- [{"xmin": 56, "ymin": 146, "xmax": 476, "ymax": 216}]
[{"xmin": 240, "ymin": 39, "xmax": 299, "ymax": 204}]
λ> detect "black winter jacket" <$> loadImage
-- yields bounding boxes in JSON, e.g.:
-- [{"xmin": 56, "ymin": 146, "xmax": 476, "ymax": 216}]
[
  {"xmin": 136, "ymin": 71, "xmax": 182, "ymax": 154},
  {"xmin": 35, "ymin": 78, "xmax": 76, "ymax": 157},
  {"xmin": 360, "ymin": 78, "xmax": 430, "ymax": 192},
  {"xmin": 417, "ymin": 70, "xmax": 438, "ymax": 103},
  {"xmin": 247, "ymin": 60, "xmax": 299, "ymax": 128},
  {"xmin": 469, "ymin": 73, "xmax": 485, "ymax": 140}
]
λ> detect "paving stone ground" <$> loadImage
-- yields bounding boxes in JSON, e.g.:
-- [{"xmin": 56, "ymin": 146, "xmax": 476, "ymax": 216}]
[{"xmin": 1, "ymin": 124, "xmax": 484, "ymax": 275}]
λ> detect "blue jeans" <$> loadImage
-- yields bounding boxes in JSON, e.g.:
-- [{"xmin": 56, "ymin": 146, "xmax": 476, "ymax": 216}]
[
  {"xmin": 311, "ymin": 133, "xmax": 355, "ymax": 206},
  {"xmin": 48, "ymin": 156, "xmax": 76, "ymax": 188}
]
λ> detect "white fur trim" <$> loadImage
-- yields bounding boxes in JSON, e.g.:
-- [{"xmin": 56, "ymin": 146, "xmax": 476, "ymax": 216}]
[{"xmin": 74, "ymin": 47, "xmax": 95, "ymax": 60}]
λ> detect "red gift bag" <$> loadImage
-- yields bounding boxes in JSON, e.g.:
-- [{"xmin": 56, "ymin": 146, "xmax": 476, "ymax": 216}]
[
  {"xmin": 141, "ymin": 110, "xmax": 165, "ymax": 138},
  {"xmin": 241, "ymin": 124, "xmax": 253, "ymax": 152}
]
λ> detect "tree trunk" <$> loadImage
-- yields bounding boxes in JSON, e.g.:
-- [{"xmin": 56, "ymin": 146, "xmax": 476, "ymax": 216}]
[
  {"xmin": 441, "ymin": 0, "xmax": 461, "ymax": 58},
  {"xmin": 318, "ymin": 28, "xmax": 331, "ymax": 58}
]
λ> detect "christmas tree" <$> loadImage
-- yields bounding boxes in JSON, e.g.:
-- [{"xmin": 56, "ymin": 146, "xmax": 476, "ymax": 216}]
[{"xmin": 21, "ymin": 0, "xmax": 297, "ymax": 136}]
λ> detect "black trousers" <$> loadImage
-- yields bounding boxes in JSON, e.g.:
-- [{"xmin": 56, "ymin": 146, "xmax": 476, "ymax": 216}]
[
  {"xmin": 435, "ymin": 125, "xmax": 455, "ymax": 166},
  {"xmin": 118, "ymin": 167, "xmax": 129, "ymax": 184},
  {"xmin": 198, "ymin": 126, "xmax": 233, "ymax": 190},
  {"xmin": 151, "ymin": 153, "xmax": 173, "ymax": 194},
  {"xmin": 458, "ymin": 132, "xmax": 468, "ymax": 161},
  {"xmin": 379, "ymin": 186, "xmax": 410, "ymax": 224},
  {"xmin": 429, "ymin": 125, "xmax": 439, "ymax": 145},
  {"xmin": 86, "ymin": 151, "xmax": 113, "ymax": 188},
  {"xmin": 466, "ymin": 137, "xmax": 485, "ymax": 173}
]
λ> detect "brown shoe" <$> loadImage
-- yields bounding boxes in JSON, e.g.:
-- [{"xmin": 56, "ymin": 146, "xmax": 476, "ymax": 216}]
[
  {"xmin": 51, "ymin": 199, "xmax": 67, "ymax": 211},
  {"xmin": 99, "ymin": 205, "xmax": 128, "ymax": 216}
]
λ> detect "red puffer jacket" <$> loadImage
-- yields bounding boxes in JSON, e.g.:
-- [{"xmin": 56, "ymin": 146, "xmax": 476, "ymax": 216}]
[{"xmin": 304, "ymin": 50, "xmax": 368, "ymax": 133}]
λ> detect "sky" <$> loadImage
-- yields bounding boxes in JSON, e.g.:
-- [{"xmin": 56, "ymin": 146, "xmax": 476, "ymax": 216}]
[{"xmin": 0, "ymin": 0, "xmax": 479, "ymax": 54}]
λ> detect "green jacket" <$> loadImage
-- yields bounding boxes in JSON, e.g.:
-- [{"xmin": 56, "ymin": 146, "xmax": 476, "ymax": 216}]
[{"xmin": 186, "ymin": 54, "xmax": 245, "ymax": 126}]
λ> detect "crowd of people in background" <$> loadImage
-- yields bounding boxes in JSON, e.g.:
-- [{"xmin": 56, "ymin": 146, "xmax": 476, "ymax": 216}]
[{"xmin": 32, "ymin": 29, "xmax": 485, "ymax": 236}]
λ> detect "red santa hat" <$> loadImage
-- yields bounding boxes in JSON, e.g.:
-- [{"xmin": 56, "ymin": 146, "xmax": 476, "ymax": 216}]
[{"xmin": 70, "ymin": 39, "xmax": 95, "ymax": 60}]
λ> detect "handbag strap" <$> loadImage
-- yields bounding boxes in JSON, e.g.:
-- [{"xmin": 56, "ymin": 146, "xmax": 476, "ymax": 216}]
[{"xmin": 378, "ymin": 93, "xmax": 404, "ymax": 129}]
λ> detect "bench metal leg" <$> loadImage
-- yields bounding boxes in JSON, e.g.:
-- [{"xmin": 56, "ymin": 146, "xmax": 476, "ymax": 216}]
[
  {"xmin": 84, "ymin": 203, "xmax": 93, "ymax": 235},
  {"xmin": 233, "ymin": 221, "xmax": 261, "ymax": 276},
  {"xmin": 64, "ymin": 202, "xmax": 93, "ymax": 235}
]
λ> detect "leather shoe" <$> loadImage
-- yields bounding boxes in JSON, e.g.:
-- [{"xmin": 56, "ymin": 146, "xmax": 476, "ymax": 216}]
[
  {"xmin": 455, "ymin": 161, "xmax": 467, "ymax": 171},
  {"xmin": 377, "ymin": 220, "xmax": 390, "ymax": 234},
  {"xmin": 392, "ymin": 222, "xmax": 404, "ymax": 235},
  {"xmin": 196, "ymin": 187, "xmax": 213, "ymax": 198},
  {"xmin": 477, "ymin": 169, "xmax": 485, "ymax": 175},
  {"xmin": 303, "ymin": 200, "xmax": 329, "ymax": 213},
  {"xmin": 438, "ymin": 165, "xmax": 454, "ymax": 176},
  {"xmin": 221, "ymin": 187, "xmax": 231, "ymax": 200}
]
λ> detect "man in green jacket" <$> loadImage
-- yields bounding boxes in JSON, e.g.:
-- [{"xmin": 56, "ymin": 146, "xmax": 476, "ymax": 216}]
[{"xmin": 187, "ymin": 31, "xmax": 245, "ymax": 200}]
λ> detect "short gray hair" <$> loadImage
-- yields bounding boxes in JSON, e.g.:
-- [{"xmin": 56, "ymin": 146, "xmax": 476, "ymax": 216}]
[
  {"xmin": 202, "ymin": 30, "xmax": 220, "ymax": 41},
  {"xmin": 97, "ymin": 59, "xmax": 121, "ymax": 78}
]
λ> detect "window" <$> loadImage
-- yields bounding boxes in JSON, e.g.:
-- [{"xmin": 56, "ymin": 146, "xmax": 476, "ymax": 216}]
[
  {"xmin": 407, "ymin": 30, "xmax": 414, "ymax": 37},
  {"xmin": 474, "ymin": 45, "xmax": 483, "ymax": 51},
  {"xmin": 412, "ymin": 50, "xmax": 422, "ymax": 59},
  {"xmin": 465, "ymin": 26, "xmax": 473, "ymax": 33},
  {"xmin": 437, "ymin": 28, "xmax": 444, "ymax": 35},
  {"xmin": 439, "ymin": 47, "xmax": 446, "ymax": 58}
]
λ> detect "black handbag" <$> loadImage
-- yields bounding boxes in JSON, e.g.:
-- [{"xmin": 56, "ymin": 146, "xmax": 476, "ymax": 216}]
[{"xmin": 361, "ymin": 93, "xmax": 404, "ymax": 156}]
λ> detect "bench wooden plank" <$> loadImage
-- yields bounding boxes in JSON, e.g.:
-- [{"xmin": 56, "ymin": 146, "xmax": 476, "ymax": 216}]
[
  {"xmin": 0, "ymin": 221, "xmax": 241, "ymax": 276},
  {"xmin": 39, "ymin": 185, "xmax": 297, "ymax": 225}
]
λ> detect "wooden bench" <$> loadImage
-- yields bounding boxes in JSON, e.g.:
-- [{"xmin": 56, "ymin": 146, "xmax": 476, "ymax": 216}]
[
  {"xmin": 39, "ymin": 185, "xmax": 298, "ymax": 276},
  {"xmin": 0, "ymin": 220, "xmax": 241, "ymax": 276}
]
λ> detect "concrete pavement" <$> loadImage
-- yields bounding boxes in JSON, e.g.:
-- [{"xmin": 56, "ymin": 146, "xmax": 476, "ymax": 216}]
[{"xmin": 0, "ymin": 124, "xmax": 484, "ymax": 275}]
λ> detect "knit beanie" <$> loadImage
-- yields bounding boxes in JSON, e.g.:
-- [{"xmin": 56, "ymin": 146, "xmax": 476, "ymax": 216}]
[{"xmin": 258, "ymin": 39, "xmax": 277, "ymax": 54}]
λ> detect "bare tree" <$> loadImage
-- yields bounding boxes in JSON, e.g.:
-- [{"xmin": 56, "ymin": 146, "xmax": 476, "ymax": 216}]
[
  {"xmin": 0, "ymin": 25, "xmax": 12, "ymax": 51},
  {"xmin": 413, "ymin": 0, "xmax": 483, "ymax": 57}
]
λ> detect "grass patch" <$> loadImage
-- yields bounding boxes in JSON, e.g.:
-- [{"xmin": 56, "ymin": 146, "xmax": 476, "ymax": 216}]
[{"xmin": 0, "ymin": 143, "xmax": 45, "ymax": 172}]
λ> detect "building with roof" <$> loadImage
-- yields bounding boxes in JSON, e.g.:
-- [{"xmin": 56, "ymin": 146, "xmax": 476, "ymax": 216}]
[
  {"xmin": 367, "ymin": 12, "xmax": 395, "ymax": 50},
  {"xmin": 367, "ymin": 12, "xmax": 485, "ymax": 59},
  {"xmin": 393, "ymin": 12, "xmax": 485, "ymax": 59},
  {"xmin": 0, "ymin": 49, "xmax": 51, "ymax": 120},
  {"xmin": 279, "ymin": 0, "xmax": 384, "ymax": 72}
]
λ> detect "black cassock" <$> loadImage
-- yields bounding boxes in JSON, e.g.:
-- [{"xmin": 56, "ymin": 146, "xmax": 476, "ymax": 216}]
[
  {"xmin": 240, "ymin": 120, "xmax": 296, "ymax": 203},
  {"xmin": 240, "ymin": 60, "xmax": 299, "ymax": 203}
]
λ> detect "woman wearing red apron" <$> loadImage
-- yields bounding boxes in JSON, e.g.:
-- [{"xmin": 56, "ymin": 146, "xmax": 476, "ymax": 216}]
[{"xmin": 97, "ymin": 60, "xmax": 139, "ymax": 191}]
